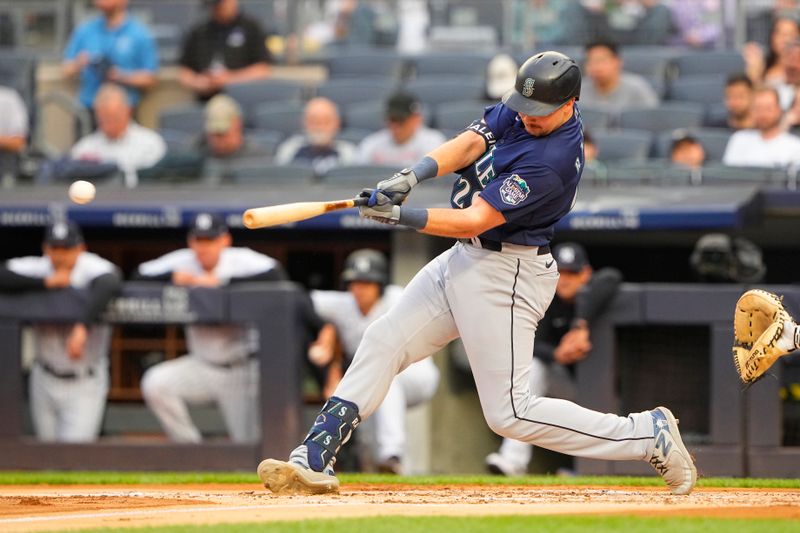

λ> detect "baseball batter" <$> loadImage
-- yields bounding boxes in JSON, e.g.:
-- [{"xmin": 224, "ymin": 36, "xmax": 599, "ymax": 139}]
[
  {"xmin": 310, "ymin": 249, "xmax": 439, "ymax": 474},
  {"xmin": 259, "ymin": 52, "xmax": 697, "ymax": 495},
  {"xmin": 0, "ymin": 221, "xmax": 121, "ymax": 442},
  {"xmin": 137, "ymin": 213, "xmax": 286, "ymax": 443}
]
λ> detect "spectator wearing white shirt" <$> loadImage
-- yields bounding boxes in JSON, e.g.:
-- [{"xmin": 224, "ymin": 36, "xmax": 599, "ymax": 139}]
[
  {"xmin": 0, "ymin": 86, "xmax": 28, "ymax": 155},
  {"xmin": 357, "ymin": 92, "xmax": 446, "ymax": 167},
  {"xmin": 723, "ymin": 86, "xmax": 800, "ymax": 168},
  {"xmin": 71, "ymin": 83, "xmax": 166, "ymax": 176}
]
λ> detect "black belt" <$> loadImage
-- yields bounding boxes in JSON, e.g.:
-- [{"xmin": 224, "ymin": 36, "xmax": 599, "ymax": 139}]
[
  {"xmin": 460, "ymin": 238, "xmax": 550, "ymax": 255},
  {"xmin": 38, "ymin": 361, "xmax": 95, "ymax": 380}
]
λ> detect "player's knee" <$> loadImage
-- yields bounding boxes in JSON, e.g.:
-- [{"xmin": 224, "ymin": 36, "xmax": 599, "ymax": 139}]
[
  {"xmin": 484, "ymin": 411, "xmax": 519, "ymax": 438},
  {"xmin": 140, "ymin": 366, "xmax": 168, "ymax": 403}
]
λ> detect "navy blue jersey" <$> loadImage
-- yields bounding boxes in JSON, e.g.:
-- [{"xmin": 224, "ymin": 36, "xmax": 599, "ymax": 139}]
[{"xmin": 449, "ymin": 103, "xmax": 584, "ymax": 246}]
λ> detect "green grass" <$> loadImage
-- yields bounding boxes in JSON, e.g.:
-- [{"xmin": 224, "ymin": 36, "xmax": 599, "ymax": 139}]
[
  {"xmin": 61, "ymin": 516, "xmax": 800, "ymax": 533},
  {"xmin": 2, "ymin": 470, "xmax": 800, "ymax": 489}
]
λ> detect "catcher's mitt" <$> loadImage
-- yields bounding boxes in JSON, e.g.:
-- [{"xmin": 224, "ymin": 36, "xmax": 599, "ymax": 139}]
[{"xmin": 732, "ymin": 289, "xmax": 793, "ymax": 384}]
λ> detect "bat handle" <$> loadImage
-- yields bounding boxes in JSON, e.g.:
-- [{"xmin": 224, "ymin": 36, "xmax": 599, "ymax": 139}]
[{"xmin": 352, "ymin": 196, "xmax": 369, "ymax": 207}]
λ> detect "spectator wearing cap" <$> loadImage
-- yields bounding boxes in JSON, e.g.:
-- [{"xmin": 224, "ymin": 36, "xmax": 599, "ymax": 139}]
[
  {"xmin": 357, "ymin": 92, "xmax": 446, "ymax": 167},
  {"xmin": 723, "ymin": 86, "xmax": 800, "ymax": 168},
  {"xmin": 670, "ymin": 134, "xmax": 706, "ymax": 169},
  {"xmin": 178, "ymin": 0, "xmax": 271, "ymax": 100},
  {"xmin": 706, "ymin": 74, "xmax": 755, "ymax": 131},
  {"xmin": 71, "ymin": 83, "xmax": 166, "ymax": 182},
  {"xmin": 0, "ymin": 221, "xmax": 121, "ymax": 442},
  {"xmin": 136, "ymin": 213, "xmax": 288, "ymax": 443},
  {"xmin": 485, "ymin": 242, "xmax": 622, "ymax": 476},
  {"xmin": 274, "ymin": 97, "xmax": 357, "ymax": 176},
  {"xmin": 580, "ymin": 40, "xmax": 659, "ymax": 113},
  {"xmin": 61, "ymin": 0, "xmax": 158, "ymax": 115}
]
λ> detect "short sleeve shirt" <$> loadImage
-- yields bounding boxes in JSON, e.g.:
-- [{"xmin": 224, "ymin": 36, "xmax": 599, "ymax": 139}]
[
  {"xmin": 450, "ymin": 103, "xmax": 584, "ymax": 246},
  {"xmin": 180, "ymin": 14, "xmax": 270, "ymax": 74},
  {"xmin": 64, "ymin": 15, "xmax": 159, "ymax": 108}
]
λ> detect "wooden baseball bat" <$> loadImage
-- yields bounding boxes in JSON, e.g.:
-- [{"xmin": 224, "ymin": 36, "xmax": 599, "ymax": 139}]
[{"xmin": 243, "ymin": 197, "xmax": 369, "ymax": 229}]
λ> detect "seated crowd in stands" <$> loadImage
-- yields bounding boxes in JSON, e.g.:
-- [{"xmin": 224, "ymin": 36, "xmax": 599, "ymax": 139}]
[{"xmin": 2, "ymin": 0, "xmax": 800, "ymax": 187}]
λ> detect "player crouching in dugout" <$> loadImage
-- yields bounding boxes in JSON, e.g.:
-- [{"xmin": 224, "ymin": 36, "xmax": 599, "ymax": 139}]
[
  {"xmin": 0, "ymin": 221, "xmax": 121, "ymax": 442},
  {"xmin": 136, "ymin": 213, "xmax": 286, "ymax": 443}
]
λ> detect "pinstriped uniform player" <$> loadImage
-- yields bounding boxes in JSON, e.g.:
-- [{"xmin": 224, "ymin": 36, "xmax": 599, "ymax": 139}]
[
  {"xmin": 258, "ymin": 52, "xmax": 697, "ymax": 496},
  {"xmin": 0, "ymin": 221, "xmax": 121, "ymax": 442},
  {"xmin": 136, "ymin": 213, "xmax": 286, "ymax": 443},
  {"xmin": 310, "ymin": 250, "xmax": 439, "ymax": 474}
]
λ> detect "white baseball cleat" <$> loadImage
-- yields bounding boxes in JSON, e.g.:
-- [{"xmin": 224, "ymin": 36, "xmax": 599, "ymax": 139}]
[
  {"xmin": 485, "ymin": 452, "xmax": 526, "ymax": 477},
  {"xmin": 648, "ymin": 406, "xmax": 697, "ymax": 495},
  {"xmin": 257, "ymin": 445, "xmax": 339, "ymax": 495}
]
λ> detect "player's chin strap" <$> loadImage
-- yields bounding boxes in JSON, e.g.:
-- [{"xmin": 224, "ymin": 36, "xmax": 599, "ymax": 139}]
[{"xmin": 303, "ymin": 396, "xmax": 361, "ymax": 472}]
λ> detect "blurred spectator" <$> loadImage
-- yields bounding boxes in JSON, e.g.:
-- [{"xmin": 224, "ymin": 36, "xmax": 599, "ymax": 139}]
[
  {"xmin": 137, "ymin": 213, "xmax": 287, "ymax": 443},
  {"xmin": 179, "ymin": 0, "xmax": 271, "ymax": 100},
  {"xmin": 668, "ymin": 0, "xmax": 723, "ymax": 49},
  {"xmin": 670, "ymin": 134, "xmax": 706, "ymax": 169},
  {"xmin": 743, "ymin": 16, "xmax": 800, "ymax": 85},
  {"xmin": 746, "ymin": 0, "xmax": 800, "ymax": 48},
  {"xmin": 357, "ymin": 92, "xmax": 446, "ymax": 167},
  {"xmin": 609, "ymin": 0, "xmax": 674, "ymax": 45},
  {"xmin": 485, "ymin": 243, "xmax": 622, "ymax": 476},
  {"xmin": 62, "ymin": 0, "xmax": 158, "ymax": 115},
  {"xmin": 722, "ymin": 86, "xmax": 800, "ymax": 168},
  {"xmin": 71, "ymin": 84, "xmax": 166, "ymax": 178},
  {"xmin": 0, "ymin": 86, "xmax": 28, "ymax": 181},
  {"xmin": 396, "ymin": 0, "xmax": 429, "ymax": 54},
  {"xmin": 580, "ymin": 41, "xmax": 659, "ymax": 112},
  {"xmin": 274, "ymin": 97, "xmax": 357, "ymax": 176},
  {"xmin": 581, "ymin": 130, "xmax": 606, "ymax": 181},
  {"xmin": 511, "ymin": 0, "xmax": 570, "ymax": 48},
  {"xmin": 0, "ymin": 221, "xmax": 121, "ymax": 442},
  {"xmin": 775, "ymin": 39, "xmax": 800, "ymax": 109},
  {"xmin": 783, "ymin": 88, "xmax": 800, "ymax": 134},
  {"xmin": 706, "ymin": 74, "xmax": 755, "ymax": 130},
  {"xmin": 690, "ymin": 233, "xmax": 766, "ymax": 284},
  {"xmin": 485, "ymin": 53, "xmax": 518, "ymax": 100}
]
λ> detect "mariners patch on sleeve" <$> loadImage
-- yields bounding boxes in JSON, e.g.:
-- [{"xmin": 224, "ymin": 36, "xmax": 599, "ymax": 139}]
[{"xmin": 499, "ymin": 175, "xmax": 530, "ymax": 205}]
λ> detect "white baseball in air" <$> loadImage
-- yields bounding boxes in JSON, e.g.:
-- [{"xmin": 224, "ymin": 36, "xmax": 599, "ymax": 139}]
[{"xmin": 68, "ymin": 180, "xmax": 96, "ymax": 204}]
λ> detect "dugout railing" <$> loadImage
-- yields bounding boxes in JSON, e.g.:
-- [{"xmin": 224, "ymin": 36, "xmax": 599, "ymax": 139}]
[{"xmin": 0, "ymin": 282, "xmax": 308, "ymax": 471}]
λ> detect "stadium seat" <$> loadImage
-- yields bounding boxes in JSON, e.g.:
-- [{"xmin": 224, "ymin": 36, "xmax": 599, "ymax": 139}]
[
  {"xmin": 229, "ymin": 162, "xmax": 316, "ymax": 185},
  {"xmin": 593, "ymin": 129, "xmax": 653, "ymax": 162},
  {"xmin": 579, "ymin": 106, "xmax": 614, "ymax": 131},
  {"xmin": 326, "ymin": 49, "xmax": 403, "ymax": 80},
  {"xmin": 322, "ymin": 164, "xmax": 398, "ymax": 183},
  {"xmin": 699, "ymin": 164, "xmax": 787, "ymax": 186},
  {"xmin": 246, "ymin": 129, "xmax": 284, "ymax": 156},
  {"xmin": 672, "ymin": 51, "xmax": 745, "ymax": 78},
  {"xmin": 619, "ymin": 102, "xmax": 706, "ymax": 134},
  {"xmin": 337, "ymin": 127, "xmax": 373, "ymax": 145},
  {"xmin": 343, "ymin": 100, "xmax": 390, "ymax": 131},
  {"xmin": 158, "ymin": 128, "xmax": 195, "ymax": 151},
  {"xmin": 667, "ymin": 75, "xmax": 727, "ymax": 105},
  {"xmin": 316, "ymin": 79, "xmax": 399, "ymax": 109},
  {"xmin": 0, "ymin": 50, "xmax": 37, "ymax": 109},
  {"xmin": 252, "ymin": 102, "xmax": 305, "ymax": 136},
  {"xmin": 434, "ymin": 100, "xmax": 489, "ymax": 130},
  {"xmin": 605, "ymin": 160, "xmax": 693, "ymax": 185},
  {"xmin": 410, "ymin": 52, "xmax": 492, "ymax": 78},
  {"xmin": 621, "ymin": 47, "xmax": 675, "ymax": 98},
  {"xmin": 405, "ymin": 77, "xmax": 486, "ymax": 107},
  {"xmin": 704, "ymin": 102, "xmax": 728, "ymax": 128},
  {"xmin": 226, "ymin": 79, "xmax": 306, "ymax": 117},
  {"xmin": 158, "ymin": 105, "xmax": 205, "ymax": 134}
]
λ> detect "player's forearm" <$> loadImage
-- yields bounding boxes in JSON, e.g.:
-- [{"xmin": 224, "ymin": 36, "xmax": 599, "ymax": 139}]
[
  {"xmin": 0, "ymin": 135, "xmax": 25, "ymax": 153},
  {"xmin": 426, "ymin": 131, "xmax": 487, "ymax": 177},
  {"xmin": 82, "ymin": 271, "xmax": 122, "ymax": 324},
  {"xmin": 113, "ymin": 70, "xmax": 157, "ymax": 89},
  {"xmin": 0, "ymin": 267, "xmax": 46, "ymax": 292},
  {"xmin": 417, "ymin": 203, "xmax": 504, "ymax": 238}
]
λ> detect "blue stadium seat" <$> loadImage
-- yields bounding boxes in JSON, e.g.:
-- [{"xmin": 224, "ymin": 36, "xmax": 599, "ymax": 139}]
[
  {"xmin": 621, "ymin": 47, "xmax": 676, "ymax": 99},
  {"xmin": 605, "ymin": 160, "xmax": 693, "ymax": 185},
  {"xmin": 326, "ymin": 49, "xmax": 403, "ymax": 80},
  {"xmin": 404, "ymin": 77, "xmax": 486, "ymax": 107},
  {"xmin": 668, "ymin": 75, "xmax": 727, "ymax": 105},
  {"xmin": 593, "ymin": 129, "xmax": 653, "ymax": 162},
  {"xmin": 704, "ymin": 102, "xmax": 728, "ymax": 127},
  {"xmin": 578, "ymin": 106, "xmax": 614, "ymax": 131},
  {"xmin": 654, "ymin": 128, "xmax": 732, "ymax": 161},
  {"xmin": 410, "ymin": 53, "xmax": 491, "ymax": 78},
  {"xmin": 673, "ymin": 51, "xmax": 745, "ymax": 78},
  {"xmin": 252, "ymin": 102, "xmax": 305, "ymax": 136},
  {"xmin": 434, "ymin": 100, "xmax": 489, "ymax": 130},
  {"xmin": 229, "ymin": 162, "xmax": 317, "ymax": 185},
  {"xmin": 322, "ymin": 164, "xmax": 398, "ymax": 183},
  {"xmin": 158, "ymin": 105, "xmax": 205, "ymax": 134},
  {"xmin": 699, "ymin": 164, "xmax": 787, "ymax": 185},
  {"xmin": 338, "ymin": 128, "xmax": 373, "ymax": 146},
  {"xmin": 343, "ymin": 100, "xmax": 389, "ymax": 131},
  {"xmin": 159, "ymin": 128, "xmax": 195, "ymax": 151},
  {"xmin": 226, "ymin": 79, "xmax": 306, "ymax": 119},
  {"xmin": 619, "ymin": 102, "xmax": 706, "ymax": 134},
  {"xmin": 316, "ymin": 79, "xmax": 398, "ymax": 109}
]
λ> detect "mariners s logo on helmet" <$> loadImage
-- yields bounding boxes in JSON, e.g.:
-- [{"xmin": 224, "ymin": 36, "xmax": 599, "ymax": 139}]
[{"xmin": 522, "ymin": 78, "xmax": 535, "ymax": 97}]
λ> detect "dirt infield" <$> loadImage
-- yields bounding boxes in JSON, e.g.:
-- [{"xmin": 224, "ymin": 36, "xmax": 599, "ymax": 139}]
[{"xmin": 1, "ymin": 483, "xmax": 799, "ymax": 532}]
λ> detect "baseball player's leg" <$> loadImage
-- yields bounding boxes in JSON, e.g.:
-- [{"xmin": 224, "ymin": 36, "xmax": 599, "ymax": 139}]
[
  {"xmin": 373, "ymin": 358, "xmax": 440, "ymax": 466},
  {"xmin": 29, "ymin": 365, "xmax": 58, "ymax": 441},
  {"xmin": 215, "ymin": 359, "xmax": 260, "ymax": 443},
  {"xmin": 57, "ymin": 369, "xmax": 109, "ymax": 442},
  {"xmin": 488, "ymin": 357, "xmax": 551, "ymax": 475},
  {"xmin": 141, "ymin": 355, "xmax": 217, "ymax": 442},
  {"xmin": 447, "ymin": 245, "xmax": 654, "ymax": 461}
]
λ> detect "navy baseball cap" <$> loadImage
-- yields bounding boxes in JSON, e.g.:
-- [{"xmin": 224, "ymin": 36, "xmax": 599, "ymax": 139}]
[
  {"xmin": 385, "ymin": 92, "xmax": 422, "ymax": 121},
  {"xmin": 44, "ymin": 221, "xmax": 84, "ymax": 248},
  {"xmin": 553, "ymin": 242, "xmax": 589, "ymax": 272},
  {"xmin": 189, "ymin": 213, "xmax": 228, "ymax": 239}
]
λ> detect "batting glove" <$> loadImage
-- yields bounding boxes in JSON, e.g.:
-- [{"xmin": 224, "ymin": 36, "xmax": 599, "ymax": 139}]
[
  {"xmin": 358, "ymin": 189, "xmax": 401, "ymax": 224},
  {"xmin": 375, "ymin": 168, "xmax": 419, "ymax": 205}
]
